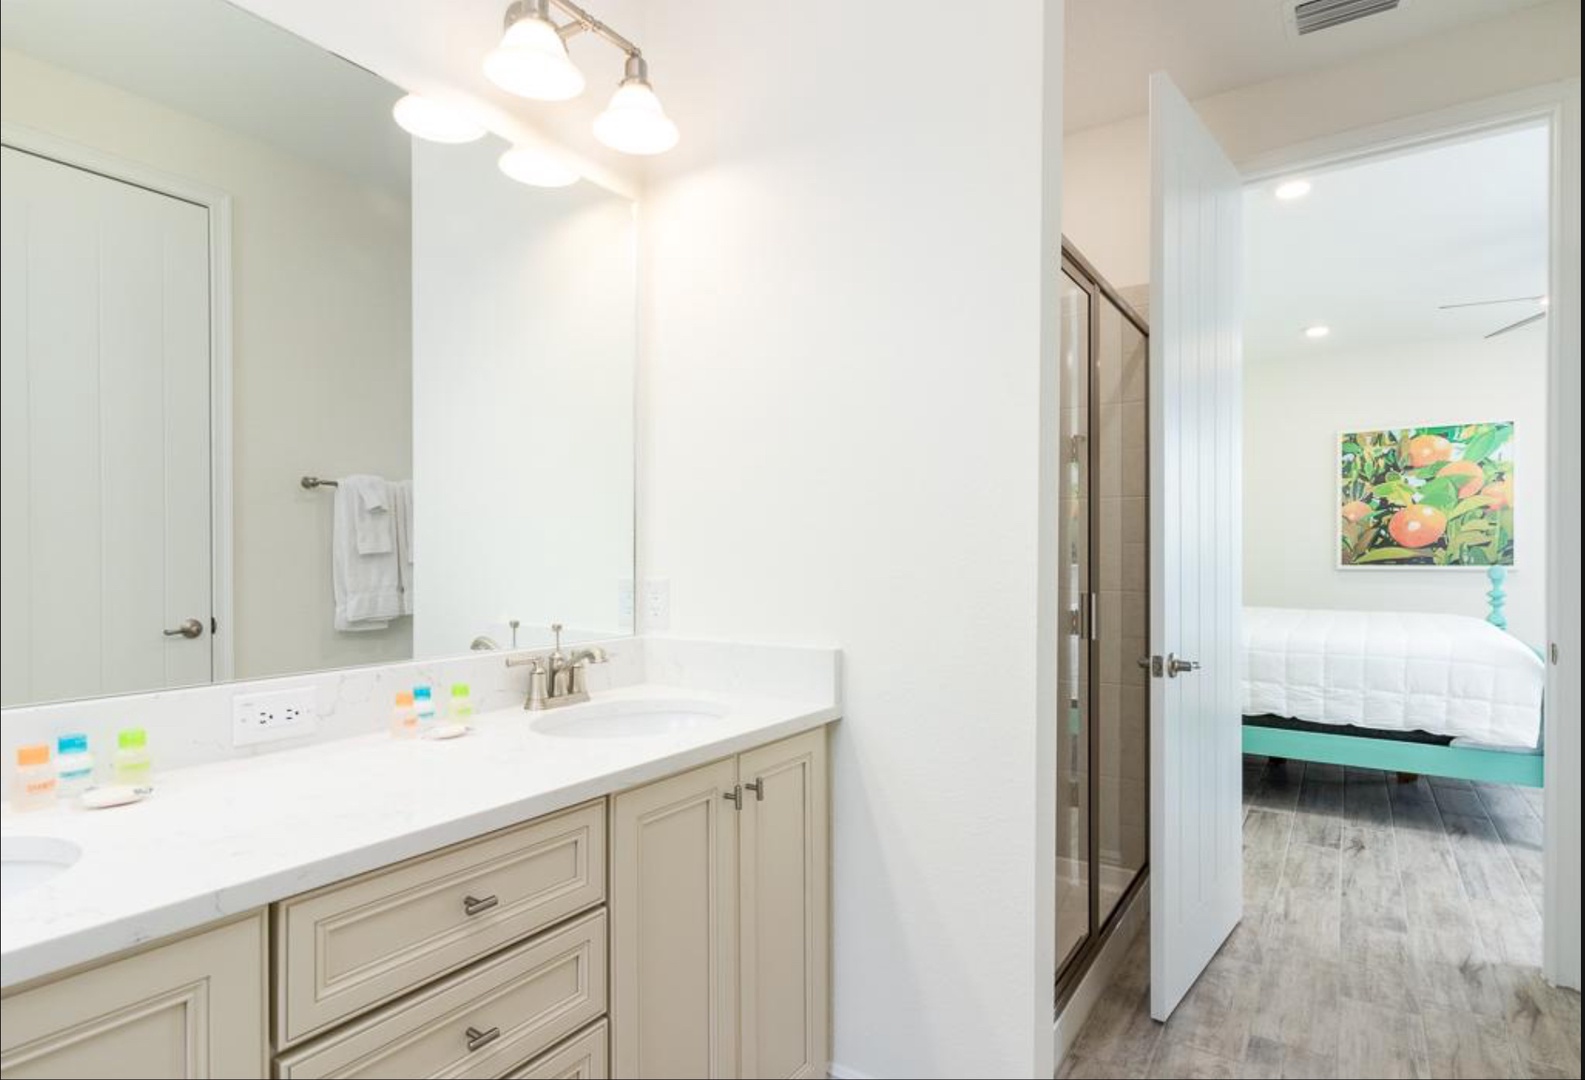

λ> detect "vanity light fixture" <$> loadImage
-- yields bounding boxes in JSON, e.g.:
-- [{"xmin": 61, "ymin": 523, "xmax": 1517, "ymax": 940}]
[
  {"xmin": 485, "ymin": 0, "xmax": 586, "ymax": 101},
  {"xmin": 391, "ymin": 94, "xmax": 487, "ymax": 143},
  {"xmin": 1275, "ymin": 178, "xmax": 1312, "ymax": 200},
  {"xmin": 593, "ymin": 54, "xmax": 680, "ymax": 155},
  {"xmin": 487, "ymin": 0, "xmax": 679, "ymax": 155},
  {"xmin": 499, "ymin": 145, "xmax": 581, "ymax": 187}
]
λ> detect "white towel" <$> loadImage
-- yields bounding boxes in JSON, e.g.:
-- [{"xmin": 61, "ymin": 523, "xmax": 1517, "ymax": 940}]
[
  {"xmin": 393, "ymin": 479, "xmax": 415, "ymax": 616},
  {"xmin": 333, "ymin": 478, "xmax": 401, "ymax": 631},
  {"xmin": 343, "ymin": 474, "xmax": 394, "ymax": 555}
]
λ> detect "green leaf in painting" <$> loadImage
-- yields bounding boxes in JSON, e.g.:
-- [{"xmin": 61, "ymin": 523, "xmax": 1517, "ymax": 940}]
[
  {"xmin": 1449, "ymin": 494, "xmax": 1496, "ymax": 519},
  {"xmin": 1353, "ymin": 546, "xmax": 1424, "ymax": 564},
  {"xmin": 1418, "ymin": 477, "xmax": 1460, "ymax": 512},
  {"xmin": 1373, "ymin": 479, "xmax": 1416, "ymax": 506},
  {"xmin": 1460, "ymin": 425, "xmax": 1510, "ymax": 466}
]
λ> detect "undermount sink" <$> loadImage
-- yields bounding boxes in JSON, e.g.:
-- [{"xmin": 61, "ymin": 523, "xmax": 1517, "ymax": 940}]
[
  {"xmin": 530, "ymin": 699, "xmax": 727, "ymax": 739},
  {"xmin": 1, "ymin": 836, "xmax": 82, "ymax": 899}
]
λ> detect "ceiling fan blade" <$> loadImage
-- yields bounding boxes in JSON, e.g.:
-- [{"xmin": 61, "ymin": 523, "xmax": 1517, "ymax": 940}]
[
  {"xmin": 1440, "ymin": 296, "xmax": 1545, "ymax": 310},
  {"xmin": 1486, "ymin": 311, "xmax": 1548, "ymax": 339}
]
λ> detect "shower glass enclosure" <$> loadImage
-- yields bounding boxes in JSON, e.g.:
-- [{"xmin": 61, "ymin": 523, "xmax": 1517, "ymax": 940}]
[{"xmin": 1055, "ymin": 245, "xmax": 1150, "ymax": 1003}]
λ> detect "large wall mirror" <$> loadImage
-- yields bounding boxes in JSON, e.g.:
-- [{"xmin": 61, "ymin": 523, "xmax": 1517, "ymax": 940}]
[{"xmin": 0, "ymin": 0, "xmax": 636, "ymax": 708}]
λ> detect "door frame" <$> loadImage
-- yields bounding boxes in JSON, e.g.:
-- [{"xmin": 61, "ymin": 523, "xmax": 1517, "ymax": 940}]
[
  {"xmin": 1236, "ymin": 79, "xmax": 1582, "ymax": 991},
  {"xmin": 1, "ymin": 121, "xmax": 236, "ymax": 684}
]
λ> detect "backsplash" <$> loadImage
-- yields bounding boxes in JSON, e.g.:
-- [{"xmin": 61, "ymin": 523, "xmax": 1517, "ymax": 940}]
[{"xmin": 0, "ymin": 637, "xmax": 840, "ymax": 798}]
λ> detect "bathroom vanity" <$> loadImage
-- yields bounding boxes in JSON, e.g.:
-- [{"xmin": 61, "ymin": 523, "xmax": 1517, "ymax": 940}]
[{"xmin": 0, "ymin": 686, "xmax": 835, "ymax": 1079}]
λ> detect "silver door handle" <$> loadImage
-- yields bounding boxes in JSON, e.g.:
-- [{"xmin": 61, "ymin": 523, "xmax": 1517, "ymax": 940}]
[
  {"xmin": 463, "ymin": 894, "xmax": 499, "ymax": 917},
  {"xmin": 1167, "ymin": 654, "xmax": 1200, "ymax": 677},
  {"xmin": 163, "ymin": 618, "xmax": 204, "ymax": 639}
]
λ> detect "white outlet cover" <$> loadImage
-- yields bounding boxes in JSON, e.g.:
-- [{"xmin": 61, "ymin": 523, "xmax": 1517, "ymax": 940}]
[
  {"xmin": 642, "ymin": 578, "xmax": 671, "ymax": 632},
  {"xmin": 233, "ymin": 686, "xmax": 319, "ymax": 747}
]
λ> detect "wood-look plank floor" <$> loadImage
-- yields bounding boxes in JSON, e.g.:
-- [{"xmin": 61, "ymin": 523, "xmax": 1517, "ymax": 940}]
[{"xmin": 1058, "ymin": 757, "xmax": 1582, "ymax": 1080}]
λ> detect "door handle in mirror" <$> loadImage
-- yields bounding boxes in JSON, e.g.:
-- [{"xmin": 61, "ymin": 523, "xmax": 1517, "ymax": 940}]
[
  {"xmin": 1166, "ymin": 654, "xmax": 1200, "ymax": 677},
  {"xmin": 163, "ymin": 618, "xmax": 204, "ymax": 639}
]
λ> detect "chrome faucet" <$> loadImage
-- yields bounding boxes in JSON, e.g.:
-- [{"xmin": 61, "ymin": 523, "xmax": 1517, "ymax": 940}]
[{"xmin": 506, "ymin": 623, "xmax": 610, "ymax": 710}]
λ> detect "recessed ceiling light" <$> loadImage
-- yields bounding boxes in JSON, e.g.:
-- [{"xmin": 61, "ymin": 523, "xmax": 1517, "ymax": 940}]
[
  {"xmin": 1305, "ymin": 324, "xmax": 1331, "ymax": 340},
  {"xmin": 1275, "ymin": 179, "xmax": 1312, "ymax": 201}
]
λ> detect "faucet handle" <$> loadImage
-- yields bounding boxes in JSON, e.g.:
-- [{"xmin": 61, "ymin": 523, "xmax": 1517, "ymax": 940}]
[{"xmin": 550, "ymin": 623, "xmax": 564, "ymax": 656}]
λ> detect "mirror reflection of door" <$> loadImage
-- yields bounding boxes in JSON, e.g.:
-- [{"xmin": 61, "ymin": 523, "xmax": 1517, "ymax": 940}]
[{"xmin": 0, "ymin": 145, "xmax": 214, "ymax": 705}]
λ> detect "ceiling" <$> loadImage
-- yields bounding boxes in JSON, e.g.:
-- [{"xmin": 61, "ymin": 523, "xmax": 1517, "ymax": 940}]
[
  {"xmin": 1244, "ymin": 123, "xmax": 1550, "ymax": 365},
  {"xmin": 0, "ymin": 0, "xmax": 410, "ymax": 196},
  {"xmin": 1064, "ymin": 0, "xmax": 1558, "ymax": 132}
]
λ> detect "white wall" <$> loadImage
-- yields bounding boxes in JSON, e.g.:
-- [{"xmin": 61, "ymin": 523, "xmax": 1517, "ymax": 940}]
[
  {"xmin": 1, "ymin": 49, "xmax": 414, "ymax": 681},
  {"xmin": 636, "ymin": 1, "xmax": 1063, "ymax": 1076},
  {"xmin": 1062, "ymin": 0, "xmax": 1583, "ymax": 288},
  {"xmin": 411, "ymin": 137, "xmax": 635, "ymax": 656},
  {"xmin": 1244, "ymin": 335, "xmax": 1549, "ymax": 644}
]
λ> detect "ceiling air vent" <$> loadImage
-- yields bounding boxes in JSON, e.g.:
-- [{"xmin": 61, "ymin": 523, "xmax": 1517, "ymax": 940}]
[{"xmin": 1293, "ymin": 0, "xmax": 1401, "ymax": 35}]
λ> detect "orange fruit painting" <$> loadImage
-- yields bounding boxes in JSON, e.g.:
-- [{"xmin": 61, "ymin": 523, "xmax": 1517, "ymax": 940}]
[{"xmin": 1339, "ymin": 422, "xmax": 1514, "ymax": 567}]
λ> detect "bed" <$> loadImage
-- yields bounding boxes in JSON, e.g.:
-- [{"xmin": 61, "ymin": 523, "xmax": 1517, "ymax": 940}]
[{"xmin": 1240, "ymin": 588, "xmax": 1545, "ymax": 787}]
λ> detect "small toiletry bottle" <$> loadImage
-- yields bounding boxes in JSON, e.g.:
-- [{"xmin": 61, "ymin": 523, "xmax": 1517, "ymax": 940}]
[
  {"xmin": 13, "ymin": 745, "xmax": 57, "ymax": 811},
  {"xmin": 450, "ymin": 683, "xmax": 474, "ymax": 724},
  {"xmin": 56, "ymin": 733, "xmax": 95, "ymax": 800},
  {"xmin": 391, "ymin": 690, "xmax": 418, "ymax": 739},
  {"xmin": 414, "ymin": 685, "xmax": 436, "ymax": 731},
  {"xmin": 113, "ymin": 727, "xmax": 152, "ymax": 786}
]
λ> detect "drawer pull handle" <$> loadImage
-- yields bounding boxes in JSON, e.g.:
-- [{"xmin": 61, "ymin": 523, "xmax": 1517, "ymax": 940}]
[
  {"xmin": 464, "ymin": 1025, "xmax": 501, "ymax": 1052},
  {"xmin": 462, "ymin": 894, "xmax": 499, "ymax": 917}
]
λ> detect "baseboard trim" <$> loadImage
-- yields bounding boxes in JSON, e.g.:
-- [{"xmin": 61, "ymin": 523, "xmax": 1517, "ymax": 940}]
[{"xmin": 827, "ymin": 1064, "xmax": 874, "ymax": 1079}]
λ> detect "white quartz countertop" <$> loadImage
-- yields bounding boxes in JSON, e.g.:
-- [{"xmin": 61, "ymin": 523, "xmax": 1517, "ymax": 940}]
[{"xmin": 1, "ymin": 683, "xmax": 838, "ymax": 988}]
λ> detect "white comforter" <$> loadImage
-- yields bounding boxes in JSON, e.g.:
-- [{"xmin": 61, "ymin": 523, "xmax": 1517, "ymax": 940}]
[{"xmin": 1242, "ymin": 606, "xmax": 1544, "ymax": 749}]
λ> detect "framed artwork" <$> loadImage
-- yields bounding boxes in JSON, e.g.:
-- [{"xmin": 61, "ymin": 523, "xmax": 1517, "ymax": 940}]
[{"xmin": 1338, "ymin": 421, "xmax": 1515, "ymax": 568}]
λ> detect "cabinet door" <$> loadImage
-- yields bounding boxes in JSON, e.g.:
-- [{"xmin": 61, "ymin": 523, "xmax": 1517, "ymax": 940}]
[
  {"xmin": 738, "ymin": 730, "xmax": 829, "ymax": 1080},
  {"xmin": 610, "ymin": 757, "xmax": 739, "ymax": 1079},
  {"xmin": 0, "ymin": 913, "xmax": 266, "ymax": 1080}
]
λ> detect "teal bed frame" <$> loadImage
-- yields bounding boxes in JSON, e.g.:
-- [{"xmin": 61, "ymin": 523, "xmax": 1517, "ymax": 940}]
[{"xmin": 1241, "ymin": 568, "xmax": 1545, "ymax": 788}]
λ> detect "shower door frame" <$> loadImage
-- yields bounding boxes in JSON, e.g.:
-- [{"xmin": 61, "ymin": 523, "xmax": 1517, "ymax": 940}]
[{"xmin": 1054, "ymin": 240, "xmax": 1152, "ymax": 1011}]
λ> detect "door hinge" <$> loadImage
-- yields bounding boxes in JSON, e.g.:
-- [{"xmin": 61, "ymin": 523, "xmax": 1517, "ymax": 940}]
[
  {"xmin": 211, "ymin": 616, "xmax": 219, "ymax": 635},
  {"xmin": 1550, "ymin": 642, "xmax": 1559, "ymax": 665}
]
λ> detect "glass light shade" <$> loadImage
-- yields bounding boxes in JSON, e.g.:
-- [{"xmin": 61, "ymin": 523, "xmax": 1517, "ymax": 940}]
[
  {"xmin": 484, "ymin": 15, "xmax": 586, "ymax": 101},
  {"xmin": 593, "ymin": 80, "xmax": 679, "ymax": 155},
  {"xmin": 391, "ymin": 94, "xmax": 486, "ymax": 143},
  {"xmin": 498, "ymin": 146, "xmax": 580, "ymax": 188}
]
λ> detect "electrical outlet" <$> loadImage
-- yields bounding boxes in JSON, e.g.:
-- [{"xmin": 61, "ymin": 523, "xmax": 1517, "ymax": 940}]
[
  {"xmin": 618, "ymin": 578, "xmax": 635, "ymax": 628},
  {"xmin": 642, "ymin": 577, "xmax": 671, "ymax": 632},
  {"xmin": 233, "ymin": 686, "xmax": 318, "ymax": 747}
]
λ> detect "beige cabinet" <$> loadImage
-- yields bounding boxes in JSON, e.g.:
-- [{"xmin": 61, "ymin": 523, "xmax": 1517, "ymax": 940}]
[
  {"xmin": 506, "ymin": 1021, "xmax": 608, "ymax": 1079},
  {"xmin": 611, "ymin": 729, "xmax": 829, "ymax": 1079},
  {"xmin": 275, "ymin": 801, "xmax": 605, "ymax": 1046},
  {"xmin": 0, "ymin": 912, "xmax": 267, "ymax": 1080},
  {"xmin": 276, "ymin": 910, "xmax": 606, "ymax": 1080},
  {"xmin": 737, "ymin": 732, "xmax": 829, "ymax": 1080},
  {"xmin": 610, "ymin": 756, "xmax": 739, "ymax": 1079}
]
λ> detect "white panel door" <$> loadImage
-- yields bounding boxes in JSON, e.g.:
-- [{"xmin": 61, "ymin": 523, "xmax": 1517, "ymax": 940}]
[
  {"xmin": 1, "ymin": 146, "xmax": 212, "ymax": 706},
  {"xmin": 1146, "ymin": 73, "xmax": 1244, "ymax": 1021}
]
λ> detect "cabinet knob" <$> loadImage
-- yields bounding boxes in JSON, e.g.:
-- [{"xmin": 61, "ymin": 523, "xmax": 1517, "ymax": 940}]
[
  {"xmin": 744, "ymin": 778, "xmax": 764, "ymax": 801},
  {"xmin": 723, "ymin": 784, "xmax": 742, "ymax": 808}
]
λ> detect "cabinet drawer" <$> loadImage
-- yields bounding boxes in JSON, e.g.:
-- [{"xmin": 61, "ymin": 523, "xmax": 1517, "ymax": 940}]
[
  {"xmin": 1, "ymin": 913, "xmax": 266, "ymax": 1080},
  {"xmin": 276, "ymin": 801, "xmax": 605, "ymax": 1045},
  {"xmin": 277, "ymin": 910, "xmax": 606, "ymax": 1080},
  {"xmin": 504, "ymin": 1021, "xmax": 608, "ymax": 1079}
]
